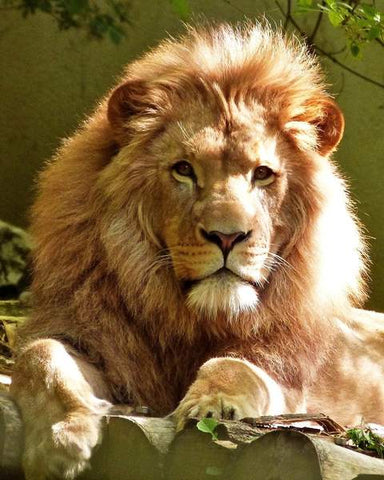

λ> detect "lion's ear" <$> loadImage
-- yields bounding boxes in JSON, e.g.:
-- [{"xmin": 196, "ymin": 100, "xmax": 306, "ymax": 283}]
[
  {"xmin": 311, "ymin": 99, "xmax": 344, "ymax": 156},
  {"xmin": 285, "ymin": 99, "xmax": 344, "ymax": 156},
  {"xmin": 107, "ymin": 80, "xmax": 162, "ymax": 145}
]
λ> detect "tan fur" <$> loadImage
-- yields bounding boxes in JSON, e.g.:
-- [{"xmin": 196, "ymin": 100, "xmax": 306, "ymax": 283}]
[{"xmin": 11, "ymin": 23, "xmax": 384, "ymax": 479}]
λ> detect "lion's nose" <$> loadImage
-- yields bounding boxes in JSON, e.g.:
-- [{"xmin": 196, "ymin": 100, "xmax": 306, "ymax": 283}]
[{"xmin": 200, "ymin": 229, "xmax": 251, "ymax": 258}]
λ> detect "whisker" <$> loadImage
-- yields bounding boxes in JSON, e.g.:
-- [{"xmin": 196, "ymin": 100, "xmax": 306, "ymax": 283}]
[
  {"xmin": 141, "ymin": 253, "xmax": 173, "ymax": 277},
  {"xmin": 267, "ymin": 252, "xmax": 297, "ymax": 274}
]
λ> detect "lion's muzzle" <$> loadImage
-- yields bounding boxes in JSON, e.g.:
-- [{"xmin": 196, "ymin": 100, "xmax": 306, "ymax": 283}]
[{"xmin": 199, "ymin": 228, "xmax": 252, "ymax": 261}]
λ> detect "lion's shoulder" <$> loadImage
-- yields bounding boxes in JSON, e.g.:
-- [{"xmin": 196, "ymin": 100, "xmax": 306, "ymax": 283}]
[
  {"xmin": 347, "ymin": 308, "xmax": 384, "ymax": 342},
  {"xmin": 332, "ymin": 308, "xmax": 384, "ymax": 359},
  {"xmin": 307, "ymin": 308, "xmax": 384, "ymax": 424}
]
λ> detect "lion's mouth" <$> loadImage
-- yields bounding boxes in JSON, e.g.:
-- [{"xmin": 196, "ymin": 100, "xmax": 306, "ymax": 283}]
[{"xmin": 181, "ymin": 267, "xmax": 258, "ymax": 292}]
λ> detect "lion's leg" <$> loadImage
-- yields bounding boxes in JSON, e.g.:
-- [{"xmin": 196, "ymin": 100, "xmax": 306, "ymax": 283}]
[
  {"xmin": 11, "ymin": 338, "xmax": 112, "ymax": 480},
  {"xmin": 173, "ymin": 357, "xmax": 305, "ymax": 430}
]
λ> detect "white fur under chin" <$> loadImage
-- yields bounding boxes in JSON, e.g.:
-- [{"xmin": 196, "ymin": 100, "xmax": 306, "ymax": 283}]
[{"xmin": 186, "ymin": 271, "xmax": 259, "ymax": 317}]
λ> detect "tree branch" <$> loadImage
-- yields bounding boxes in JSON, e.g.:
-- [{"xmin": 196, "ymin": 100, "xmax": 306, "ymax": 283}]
[
  {"xmin": 221, "ymin": 0, "xmax": 250, "ymax": 15},
  {"xmin": 314, "ymin": 44, "xmax": 384, "ymax": 89},
  {"xmin": 284, "ymin": 0, "xmax": 291, "ymax": 30},
  {"xmin": 309, "ymin": 1, "xmax": 324, "ymax": 43},
  {"xmin": 275, "ymin": 0, "xmax": 384, "ymax": 89}
]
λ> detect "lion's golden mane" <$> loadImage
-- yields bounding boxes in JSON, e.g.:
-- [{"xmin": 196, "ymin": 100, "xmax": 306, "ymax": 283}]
[{"xmin": 20, "ymin": 23, "xmax": 366, "ymax": 414}]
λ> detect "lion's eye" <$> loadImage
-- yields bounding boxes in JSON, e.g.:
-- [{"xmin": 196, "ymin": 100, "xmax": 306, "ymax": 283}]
[
  {"xmin": 253, "ymin": 165, "xmax": 275, "ymax": 186},
  {"xmin": 172, "ymin": 161, "xmax": 195, "ymax": 179}
]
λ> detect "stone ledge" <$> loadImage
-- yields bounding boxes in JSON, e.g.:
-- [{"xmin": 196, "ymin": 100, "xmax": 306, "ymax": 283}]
[{"xmin": 1, "ymin": 394, "xmax": 384, "ymax": 480}]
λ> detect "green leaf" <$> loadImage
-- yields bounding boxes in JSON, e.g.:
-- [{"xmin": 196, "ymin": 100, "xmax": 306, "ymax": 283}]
[
  {"xmin": 39, "ymin": 0, "xmax": 52, "ymax": 13},
  {"xmin": 328, "ymin": 9, "xmax": 344, "ymax": 27},
  {"xmin": 196, "ymin": 418, "xmax": 219, "ymax": 441},
  {"xmin": 109, "ymin": 1, "xmax": 130, "ymax": 22},
  {"xmin": 367, "ymin": 26, "xmax": 381, "ymax": 40},
  {"xmin": 338, "ymin": 2, "xmax": 353, "ymax": 11},
  {"xmin": 108, "ymin": 25, "xmax": 124, "ymax": 44},
  {"xmin": 3, "ymin": 0, "xmax": 130, "ymax": 44},
  {"xmin": 360, "ymin": 4, "xmax": 379, "ymax": 19},
  {"xmin": 169, "ymin": 0, "xmax": 190, "ymax": 20},
  {"xmin": 66, "ymin": 0, "xmax": 89, "ymax": 15},
  {"xmin": 350, "ymin": 42, "xmax": 360, "ymax": 57},
  {"xmin": 346, "ymin": 427, "xmax": 384, "ymax": 458},
  {"xmin": 90, "ymin": 17, "xmax": 108, "ymax": 36},
  {"xmin": 324, "ymin": 0, "xmax": 336, "ymax": 8}
]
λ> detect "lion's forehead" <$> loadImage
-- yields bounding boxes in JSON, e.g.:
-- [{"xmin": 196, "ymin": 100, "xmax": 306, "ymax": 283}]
[{"xmin": 175, "ymin": 119, "xmax": 281, "ymax": 175}]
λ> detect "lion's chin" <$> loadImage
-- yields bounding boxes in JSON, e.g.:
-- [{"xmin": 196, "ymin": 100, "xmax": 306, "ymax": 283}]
[{"xmin": 186, "ymin": 271, "xmax": 259, "ymax": 318}]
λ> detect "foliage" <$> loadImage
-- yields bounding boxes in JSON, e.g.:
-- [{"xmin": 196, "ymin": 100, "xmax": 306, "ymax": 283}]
[
  {"xmin": 0, "ymin": 0, "xmax": 191, "ymax": 42},
  {"xmin": 296, "ymin": 0, "xmax": 384, "ymax": 57},
  {"xmin": 2, "ymin": 0, "xmax": 383, "ymax": 53},
  {"xmin": 1, "ymin": 0, "xmax": 383, "ymax": 88},
  {"xmin": 196, "ymin": 419, "xmax": 384, "ymax": 459},
  {"xmin": 169, "ymin": 0, "xmax": 384, "ymax": 58},
  {"xmin": 346, "ymin": 426, "xmax": 384, "ymax": 458},
  {"xmin": 274, "ymin": 0, "xmax": 384, "ymax": 88},
  {"xmin": 0, "ymin": 0, "xmax": 131, "ymax": 43},
  {"xmin": 196, "ymin": 418, "xmax": 219, "ymax": 441}
]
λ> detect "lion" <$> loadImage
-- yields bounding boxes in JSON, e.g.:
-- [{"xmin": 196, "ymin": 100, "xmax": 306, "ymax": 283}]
[{"xmin": 10, "ymin": 22, "xmax": 384, "ymax": 479}]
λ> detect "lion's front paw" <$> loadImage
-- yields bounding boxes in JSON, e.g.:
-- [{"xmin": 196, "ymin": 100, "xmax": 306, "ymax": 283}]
[
  {"xmin": 172, "ymin": 357, "xmax": 287, "ymax": 431},
  {"xmin": 23, "ymin": 407, "xmax": 109, "ymax": 480},
  {"xmin": 173, "ymin": 391, "xmax": 256, "ymax": 431}
]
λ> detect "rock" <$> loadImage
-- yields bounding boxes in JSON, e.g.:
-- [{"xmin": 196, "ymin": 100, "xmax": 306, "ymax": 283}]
[{"xmin": 0, "ymin": 220, "xmax": 31, "ymax": 299}]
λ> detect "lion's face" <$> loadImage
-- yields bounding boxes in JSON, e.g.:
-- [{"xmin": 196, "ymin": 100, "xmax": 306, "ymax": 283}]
[
  {"xmin": 104, "ymin": 24, "xmax": 350, "ymax": 322},
  {"xmin": 142, "ymin": 102, "xmax": 294, "ymax": 317}
]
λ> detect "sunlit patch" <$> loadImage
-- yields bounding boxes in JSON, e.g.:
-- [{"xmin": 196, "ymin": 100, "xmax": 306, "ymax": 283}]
[{"xmin": 186, "ymin": 270, "xmax": 259, "ymax": 317}]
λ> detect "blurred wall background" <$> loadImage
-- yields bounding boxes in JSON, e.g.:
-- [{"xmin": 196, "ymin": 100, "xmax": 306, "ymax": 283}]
[{"xmin": 0, "ymin": 0, "xmax": 383, "ymax": 310}]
